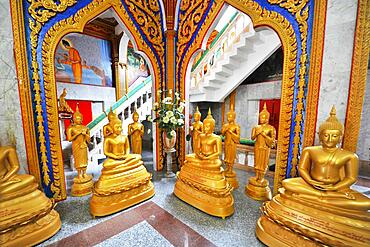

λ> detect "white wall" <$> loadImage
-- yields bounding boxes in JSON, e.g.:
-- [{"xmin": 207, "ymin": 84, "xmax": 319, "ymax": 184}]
[
  {"xmin": 56, "ymin": 82, "xmax": 116, "ymax": 112},
  {"xmin": 0, "ymin": 0, "xmax": 28, "ymax": 173},
  {"xmin": 316, "ymin": 0, "xmax": 358, "ymax": 143}
]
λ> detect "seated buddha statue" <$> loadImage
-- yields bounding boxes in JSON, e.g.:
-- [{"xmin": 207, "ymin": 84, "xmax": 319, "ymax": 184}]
[
  {"xmin": 174, "ymin": 109, "xmax": 234, "ymax": 218},
  {"xmin": 90, "ymin": 117, "xmax": 155, "ymax": 217},
  {"xmin": 256, "ymin": 106, "xmax": 370, "ymax": 247},
  {"xmin": 0, "ymin": 145, "xmax": 61, "ymax": 246}
]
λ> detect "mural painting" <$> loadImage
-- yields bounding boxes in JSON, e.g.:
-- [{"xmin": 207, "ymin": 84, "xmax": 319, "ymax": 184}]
[
  {"xmin": 55, "ymin": 33, "xmax": 113, "ymax": 87},
  {"xmin": 127, "ymin": 41, "xmax": 150, "ymax": 87}
]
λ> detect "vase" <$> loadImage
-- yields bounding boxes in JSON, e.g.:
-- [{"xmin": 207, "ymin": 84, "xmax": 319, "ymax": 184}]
[
  {"xmin": 163, "ymin": 131, "xmax": 176, "ymax": 152},
  {"xmin": 163, "ymin": 131, "xmax": 176, "ymax": 178}
]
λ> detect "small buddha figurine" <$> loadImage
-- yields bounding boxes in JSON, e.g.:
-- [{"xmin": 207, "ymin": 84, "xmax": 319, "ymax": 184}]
[
  {"xmin": 174, "ymin": 108, "xmax": 234, "ymax": 218},
  {"xmin": 245, "ymin": 103, "xmax": 275, "ymax": 201},
  {"xmin": 255, "ymin": 106, "xmax": 370, "ymax": 247},
  {"xmin": 190, "ymin": 107, "xmax": 203, "ymax": 153},
  {"xmin": 103, "ymin": 107, "xmax": 117, "ymax": 138},
  {"xmin": 128, "ymin": 110, "xmax": 144, "ymax": 154},
  {"xmin": 58, "ymin": 88, "xmax": 73, "ymax": 113},
  {"xmin": 221, "ymin": 103, "xmax": 240, "ymax": 189},
  {"xmin": 0, "ymin": 145, "xmax": 61, "ymax": 246},
  {"xmin": 67, "ymin": 104, "xmax": 93, "ymax": 196},
  {"xmin": 90, "ymin": 117, "xmax": 155, "ymax": 217}
]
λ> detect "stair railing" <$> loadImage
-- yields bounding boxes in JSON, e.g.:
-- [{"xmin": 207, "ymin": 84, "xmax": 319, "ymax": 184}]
[{"xmin": 190, "ymin": 13, "xmax": 253, "ymax": 89}]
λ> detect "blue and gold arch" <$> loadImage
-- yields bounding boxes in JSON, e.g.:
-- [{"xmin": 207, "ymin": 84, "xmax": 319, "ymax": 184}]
[
  {"xmin": 11, "ymin": 0, "xmax": 166, "ymax": 200},
  {"xmin": 175, "ymin": 0, "xmax": 324, "ymax": 192}
]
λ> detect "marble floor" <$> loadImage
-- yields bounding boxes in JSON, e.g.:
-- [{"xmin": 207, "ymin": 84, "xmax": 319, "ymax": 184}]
[{"xmin": 39, "ymin": 168, "xmax": 267, "ymax": 247}]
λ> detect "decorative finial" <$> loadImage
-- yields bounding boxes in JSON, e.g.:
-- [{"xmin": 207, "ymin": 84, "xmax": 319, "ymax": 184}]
[
  {"xmin": 259, "ymin": 102, "xmax": 270, "ymax": 118},
  {"xmin": 73, "ymin": 103, "xmax": 83, "ymax": 121}
]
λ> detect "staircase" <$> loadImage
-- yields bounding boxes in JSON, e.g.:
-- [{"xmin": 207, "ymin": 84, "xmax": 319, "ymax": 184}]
[{"xmin": 190, "ymin": 13, "xmax": 281, "ymax": 102}]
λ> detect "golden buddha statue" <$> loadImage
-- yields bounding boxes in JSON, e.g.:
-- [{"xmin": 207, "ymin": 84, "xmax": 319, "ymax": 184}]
[
  {"xmin": 0, "ymin": 145, "xmax": 61, "ymax": 246},
  {"xmin": 190, "ymin": 106, "xmax": 203, "ymax": 153},
  {"xmin": 221, "ymin": 104, "xmax": 240, "ymax": 189},
  {"xmin": 58, "ymin": 88, "xmax": 73, "ymax": 113},
  {"xmin": 90, "ymin": 117, "xmax": 155, "ymax": 217},
  {"xmin": 256, "ymin": 106, "xmax": 370, "ymax": 247},
  {"xmin": 245, "ymin": 103, "xmax": 276, "ymax": 201},
  {"xmin": 66, "ymin": 105, "xmax": 93, "ymax": 196},
  {"xmin": 128, "ymin": 110, "xmax": 144, "ymax": 154},
  {"xmin": 174, "ymin": 109, "xmax": 234, "ymax": 218},
  {"xmin": 103, "ymin": 107, "xmax": 117, "ymax": 138}
]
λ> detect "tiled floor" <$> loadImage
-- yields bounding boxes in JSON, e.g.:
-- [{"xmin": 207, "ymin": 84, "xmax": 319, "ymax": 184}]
[{"xmin": 39, "ymin": 160, "xmax": 370, "ymax": 247}]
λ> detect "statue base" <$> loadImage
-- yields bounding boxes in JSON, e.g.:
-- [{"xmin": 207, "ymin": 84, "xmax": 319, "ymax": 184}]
[
  {"xmin": 174, "ymin": 174, "xmax": 234, "ymax": 219},
  {"xmin": 90, "ymin": 181, "xmax": 155, "ymax": 217},
  {"xmin": 245, "ymin": 177, "xmax": 271, "ymax": 201},
  {"xmin": 256, "ymin": 190, "xmax": 370, "ymax": 247},
  {"xmin": 1, "ymin": 210, "xmax": 61, "ymax": 247},
  {"xmin": 225, "ymin": 170, "xmax": 239, "ymax": 189},
  {"xmin": 71, "ymin": 175, "xmax": 93, "ymax": 197}
]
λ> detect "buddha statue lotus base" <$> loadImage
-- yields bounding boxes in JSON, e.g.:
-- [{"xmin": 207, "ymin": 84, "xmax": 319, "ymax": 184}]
[
  {"xmin": 71, "ymin": 175, "xmax": 93, "ymax": 197},
  {"xmin": 256, "ymin": 188, "xmax": 370, "ymax": 247},
  {"xmin": 90, "ymin": 156, "xmax": 155, "ymax": 217},
  {"xmin": 245, "ymin": 177, "xmax": 272, "ymax": 201},
  {"xmin": 0, "ymin": 186, "xmax": 61, "ymax": 247},
  {"xmin": 174, "ymin": 155, "xmax": 234, "ymax": 219}
]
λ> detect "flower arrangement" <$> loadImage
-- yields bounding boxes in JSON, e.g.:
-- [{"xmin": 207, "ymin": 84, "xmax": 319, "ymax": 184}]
[{"xmin": 152, "ymin": 89, "xmax": 185, "ymax": 139}]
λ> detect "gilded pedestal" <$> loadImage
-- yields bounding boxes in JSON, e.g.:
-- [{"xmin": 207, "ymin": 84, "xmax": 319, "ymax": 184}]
[
  {"xmin": 245, "ymin": 177, "xmax": 271, "ymax": 201},
  {"xmin": 90, "ymin": 157, "xmax": 155, "ymax": 217},
  {"xmin": 0, "ymin": 185, "xmax": 61, "ymax": 247},
  {"xmin": 225, "ymin": 171, "xmax": 239, "ymax": 189},
  {"xmin": 71, "ymin": 175, "xmax": 93, "ymax": 196},
  {"xmin": 256, "ymin": 189, "xmax": 370, "ymax": 247}
]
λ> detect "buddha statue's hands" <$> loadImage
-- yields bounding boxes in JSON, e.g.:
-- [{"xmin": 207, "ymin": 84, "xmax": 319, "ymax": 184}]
[{"xmin": 313, "ymin": 183, "xmax": 337, "ymax": 191}]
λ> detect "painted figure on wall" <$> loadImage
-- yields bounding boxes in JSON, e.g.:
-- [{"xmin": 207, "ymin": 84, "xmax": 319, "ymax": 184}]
[
  {"xmin": 55, "ymin": 34, "xmax": 113, "ymax": 87},
  {"xmin": 128, "ymin": 110, "xmax": 144, "ymax": 155},
  {"xmin": 62, "ymin": 39, "xmax": 82, "ymax": 84},
  {"xmin": 127, "ymin": 41, "xmax": 150, "ymax": 87}
]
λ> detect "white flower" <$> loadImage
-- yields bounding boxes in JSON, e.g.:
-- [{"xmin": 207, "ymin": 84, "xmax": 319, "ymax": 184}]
[
  {"xmin": 180, "ymin": 101, "xmax": 185, "ymax": 107},
  {"xmin": 170, "ymin": 130, "xmax": 176, "ymax": 137},
  {"xmin": 170, "ymin": 116, "xmax": 177, "ymax": 124},
  {"xmin": 163, "ymin": 116, "xmax": 169, "ymax": 123},
  {"xmin": 178, "ymin": 106, "xmax": 184, "ymax": 112},
  {"xmin": 163, "ymin": 97, "xmax": 172, "ymax": 102},
  {"xmin": 166, "ymin": 111, "xmax": 174, "ymax": 117},
  {"xmin": 177, "ymin": 119, "xmax": 184, "ymax": 125},
  {"xmin": 147, "ymin": 115, "xmax": 152, "ymax": 121}
]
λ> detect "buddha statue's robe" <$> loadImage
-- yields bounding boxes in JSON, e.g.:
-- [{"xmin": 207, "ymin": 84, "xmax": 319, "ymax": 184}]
[{"xmin": 0, "ymin": 146, "xmax": 61, "ymax": 247}]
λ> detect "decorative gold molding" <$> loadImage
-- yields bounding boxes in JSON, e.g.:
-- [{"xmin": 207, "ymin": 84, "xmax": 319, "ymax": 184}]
[
  {"xmin": 10, "ymin": 0, "xmax": 41, "ymax": 185},
  {"xmin": 343, "ymin": 0, "xmax": 370, "ymax": 152},
  {"xmin": 303, "ymin": 0, "xmax": 327, "ymax": 148},
  {"xmin": 177, "ymin": 0, "xmax": 302, "ymax": 192}
]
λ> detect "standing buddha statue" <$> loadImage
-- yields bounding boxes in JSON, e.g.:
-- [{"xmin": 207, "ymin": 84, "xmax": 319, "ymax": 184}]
[
  {"xmin": 245, "ymin": 103, "xmax": 276, "ymax": 201},
  {"xmin": 174, "ymin": 108, "xmax": 234, "ymax": 218},
  {"xmin": 221, "ymin": 103, "xmax": 240, "ymax": 189},
  {"xmin": 0, "ymin": 145, "xmax": 61, "ymax": 246},
  {"xmin": 128, "ymin": 110, "xmax": 144, "ymax": 154},
  {"xmin": 256, "ymin": 106, "xmax": 370, "ymax": 247},
  {"xmin": 67, "ymin": 104, "xmax": 93, "ymax": 196},
  {"xmin": 90, "ymin": 117, "xmax": 155, "ymax": 217},
  {"xmin": 190, "ymin": 106, "xmax": 203, "ymax": 153}
]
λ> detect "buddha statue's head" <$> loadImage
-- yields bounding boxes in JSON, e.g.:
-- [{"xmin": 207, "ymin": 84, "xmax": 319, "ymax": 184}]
[
  {"xmin": 107, "ymin": 107, "xmax": 117, "ymax": 122},
  {"xmin": 259, "ymin": 103, "xmax": 270, "ymax": 125},
  {"xmin": 318, "ymin": 106, "xmax": 343, "ymax": 148},
  {"xmin": 111, "ymin": 118, "xmax": 123, "ymax": 135},
  {"xmin": 194, "ymin": 106, "xmax": 201, "ymax": 122},
  {"xmin": 73, "ymin": 104, "xmax": 83, "ymax": 124},
  {"xmin": 132, "ymin": 110, "xmax": 139, "ymax": 122},
  {"xmin": 227, "ymin": 103, "xmax": 236, "ymax": 123},
  {"xmin": 203, "ymin": 108, "xmax": 215, "ymax": 134}
]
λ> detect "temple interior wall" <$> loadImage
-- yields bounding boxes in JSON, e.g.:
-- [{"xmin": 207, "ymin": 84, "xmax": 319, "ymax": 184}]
[
  {"xmin": 357, "ymin": 70, "xmax": 370, "ymax": 161},
  {"xmin": 0, "ymin": 0, "xmax": 28, "ymax": 173}
]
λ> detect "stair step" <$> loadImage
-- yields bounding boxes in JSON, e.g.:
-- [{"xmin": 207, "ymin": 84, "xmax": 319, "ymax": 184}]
[{"xmin": 216, "ymin": 67, "xmax": 233, "ymax": 77}]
